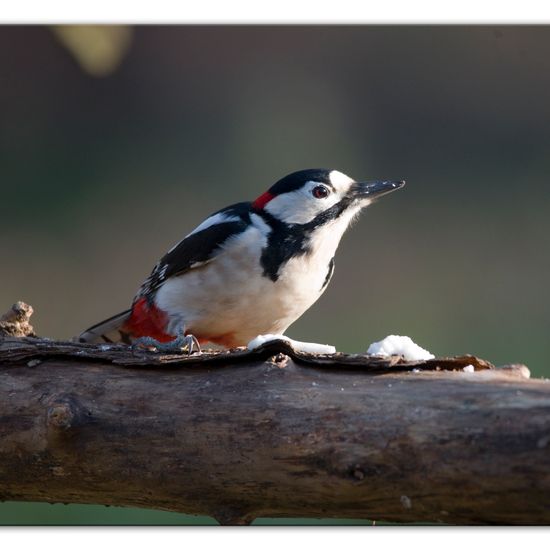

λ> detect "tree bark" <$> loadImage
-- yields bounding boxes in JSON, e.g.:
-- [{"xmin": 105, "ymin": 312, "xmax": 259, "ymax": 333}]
[{"xmin": 0, "ymin": 335, "xmax": 547, "ymax": 525}]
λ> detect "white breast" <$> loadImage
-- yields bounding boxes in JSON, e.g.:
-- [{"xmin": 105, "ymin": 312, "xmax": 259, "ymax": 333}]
[{"xmin": 154, "ymin": 208, "xmax": 359, "ymax": 346}]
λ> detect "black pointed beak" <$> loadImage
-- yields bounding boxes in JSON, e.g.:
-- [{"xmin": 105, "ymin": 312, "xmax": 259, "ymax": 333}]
[{"xmin": 354, "ymin": 179, "xmax": 406, "ymax": 199}]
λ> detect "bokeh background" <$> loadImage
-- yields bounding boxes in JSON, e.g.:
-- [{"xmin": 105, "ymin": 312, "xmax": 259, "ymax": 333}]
[{"xmin": 1, "ymin": 25, "xmax": 549, "ymax": 525}]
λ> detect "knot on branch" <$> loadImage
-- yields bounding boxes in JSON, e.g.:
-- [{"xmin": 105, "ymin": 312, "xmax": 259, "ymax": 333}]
[
  {"xmin": 0, "ymin": 301, "xmax": 36, "ymax": 338},
  {"xmin": 46, "ymin": 395, "xmax": 90, "ymax": 435}
]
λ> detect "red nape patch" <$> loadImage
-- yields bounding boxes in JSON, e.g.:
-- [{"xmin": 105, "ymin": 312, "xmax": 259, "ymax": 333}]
[
  {"xmin": 252, "ymin": 191, "xmax": 275, "ymax": 210},
  {"xmin": 123, "ymin": 297, "xmax": 174, "ymax": 343}
]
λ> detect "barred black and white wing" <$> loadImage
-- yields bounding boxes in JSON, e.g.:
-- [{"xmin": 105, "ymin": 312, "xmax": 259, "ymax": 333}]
[{"xmin": 136, "ymin": 202, "xmax": 252, "ymax": 300}]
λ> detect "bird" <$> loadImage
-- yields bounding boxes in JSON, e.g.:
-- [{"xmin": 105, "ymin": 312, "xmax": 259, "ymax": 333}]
[{"xmin": 79, "ymin": 169, "xmax": 404, "ymax": 352}]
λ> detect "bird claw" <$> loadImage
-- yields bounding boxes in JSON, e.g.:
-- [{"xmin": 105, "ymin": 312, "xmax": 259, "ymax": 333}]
[{"xmin": 133, "ymin": 333, "xmax": 201, "ymax": 355}]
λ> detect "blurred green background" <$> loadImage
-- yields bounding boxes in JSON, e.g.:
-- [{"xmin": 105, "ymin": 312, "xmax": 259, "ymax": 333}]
[{"xmin": 1, "ymin": 25, "xmax": 549, "ymax": 525}]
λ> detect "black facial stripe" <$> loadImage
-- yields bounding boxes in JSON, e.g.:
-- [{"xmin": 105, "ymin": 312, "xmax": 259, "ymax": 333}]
[
  {"xmin": 256, "ymin": 211, "xmax": 311, "ymax": 281},
  {"xmin": 321, "ymin": 257, "xmax": 335, "ymax": 291},
  {"xmin": 257, "ymin": 196, "xmax": 353, "ymax": 281},
  {"xmin": 302, "ymin": 195, "xmax": 354, "ymax": 230}
]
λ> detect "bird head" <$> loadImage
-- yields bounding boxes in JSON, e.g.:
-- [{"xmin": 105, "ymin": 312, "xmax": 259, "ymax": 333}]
[{"xmin": 252, "ymin": 169, "xmax": 405, "ymax": 227}]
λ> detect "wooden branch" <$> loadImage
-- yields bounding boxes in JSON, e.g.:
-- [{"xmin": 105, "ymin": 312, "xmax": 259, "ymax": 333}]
[{"xmin": 1, "ymin": 328, "xmax": 547, "ymax": 525}]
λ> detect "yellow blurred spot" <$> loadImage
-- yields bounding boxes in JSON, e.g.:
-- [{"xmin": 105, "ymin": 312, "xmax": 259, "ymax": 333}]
[{"xmin": 52, "ymin": 25, "xmax": 133, "ymax": 77}]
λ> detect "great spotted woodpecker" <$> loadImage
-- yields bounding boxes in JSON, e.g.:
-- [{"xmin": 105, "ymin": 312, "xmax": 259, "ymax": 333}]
[{"xmin": 79, "ymin": 169, "xmax": 404, "ymax": 351}]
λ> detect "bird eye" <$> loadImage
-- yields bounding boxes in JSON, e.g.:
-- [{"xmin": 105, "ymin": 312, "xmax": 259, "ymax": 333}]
[{"xmin": 312, "ymin": 185, "xmax": 330, "ymax": 199}]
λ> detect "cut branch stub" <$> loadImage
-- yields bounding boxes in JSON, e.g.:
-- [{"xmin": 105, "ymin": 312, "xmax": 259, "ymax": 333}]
[{"xmin": 0, "ymin": 302, "xmax": 35, "ymax": 338}]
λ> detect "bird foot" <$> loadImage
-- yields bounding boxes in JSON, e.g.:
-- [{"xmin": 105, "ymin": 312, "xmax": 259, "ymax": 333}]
[{"xmin": 133, "ymin": 333, "xmax": 201, "ymax": 355}]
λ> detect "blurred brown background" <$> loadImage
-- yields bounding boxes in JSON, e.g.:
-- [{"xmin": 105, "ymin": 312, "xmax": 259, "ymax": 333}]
[{"xmin": 1, "ymin": 25, "xmax": 549, "ymax": 524}]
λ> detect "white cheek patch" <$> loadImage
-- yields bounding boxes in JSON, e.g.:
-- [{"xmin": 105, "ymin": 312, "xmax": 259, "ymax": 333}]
[{"xmin": 265, "ymin": 183, "xmax": 341, "ymax": 225}]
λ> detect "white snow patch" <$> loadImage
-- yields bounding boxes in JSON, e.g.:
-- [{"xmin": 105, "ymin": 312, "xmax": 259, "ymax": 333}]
[
  {"xmin": 520, "ymin": 367, "xmax": 531, "ymax": 380},
  {"xmin": 463, "ymin": 364, "xmax": 475, "ymax": 373},
  {"xmin": 400, "ymin": 495, "xmax": 412, "ymax": 509},
  {"xmin": 367, "ymin": 335, "xmax": 434, "ymax": 361},
  {"xmin": 247, "ymin": 334, "xmax": 336, "ymax": 354}
]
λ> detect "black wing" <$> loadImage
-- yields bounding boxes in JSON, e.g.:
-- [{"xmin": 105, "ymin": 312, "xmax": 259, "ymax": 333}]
[{"xmin": 137, "ymin": 202, "xmax": 251, "ymax": 298}]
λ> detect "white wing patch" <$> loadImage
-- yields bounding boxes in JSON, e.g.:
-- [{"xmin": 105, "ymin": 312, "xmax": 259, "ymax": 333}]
[
  {"xmin": 165, "ymin": 213, "xmax": 242, "ymax": 253},
  {"xmin": 250, "ymin": 212, "xmax": 272, "ymax": 238}
]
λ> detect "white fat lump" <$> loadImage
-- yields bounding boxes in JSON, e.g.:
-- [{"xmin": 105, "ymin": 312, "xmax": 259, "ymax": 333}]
[
  {"xmin": 367, "ymin": 335, "xmax": 434, "ymax": 361},
  {"xmin": 247, "ymin": 334, "xmax": 336, "ymax": 354}
]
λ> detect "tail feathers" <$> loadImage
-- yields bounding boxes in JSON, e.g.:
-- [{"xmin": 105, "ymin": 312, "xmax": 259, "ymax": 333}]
[{"xmin": 78, "ymin": 309, "xmax": 132, "ymax": 344}]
